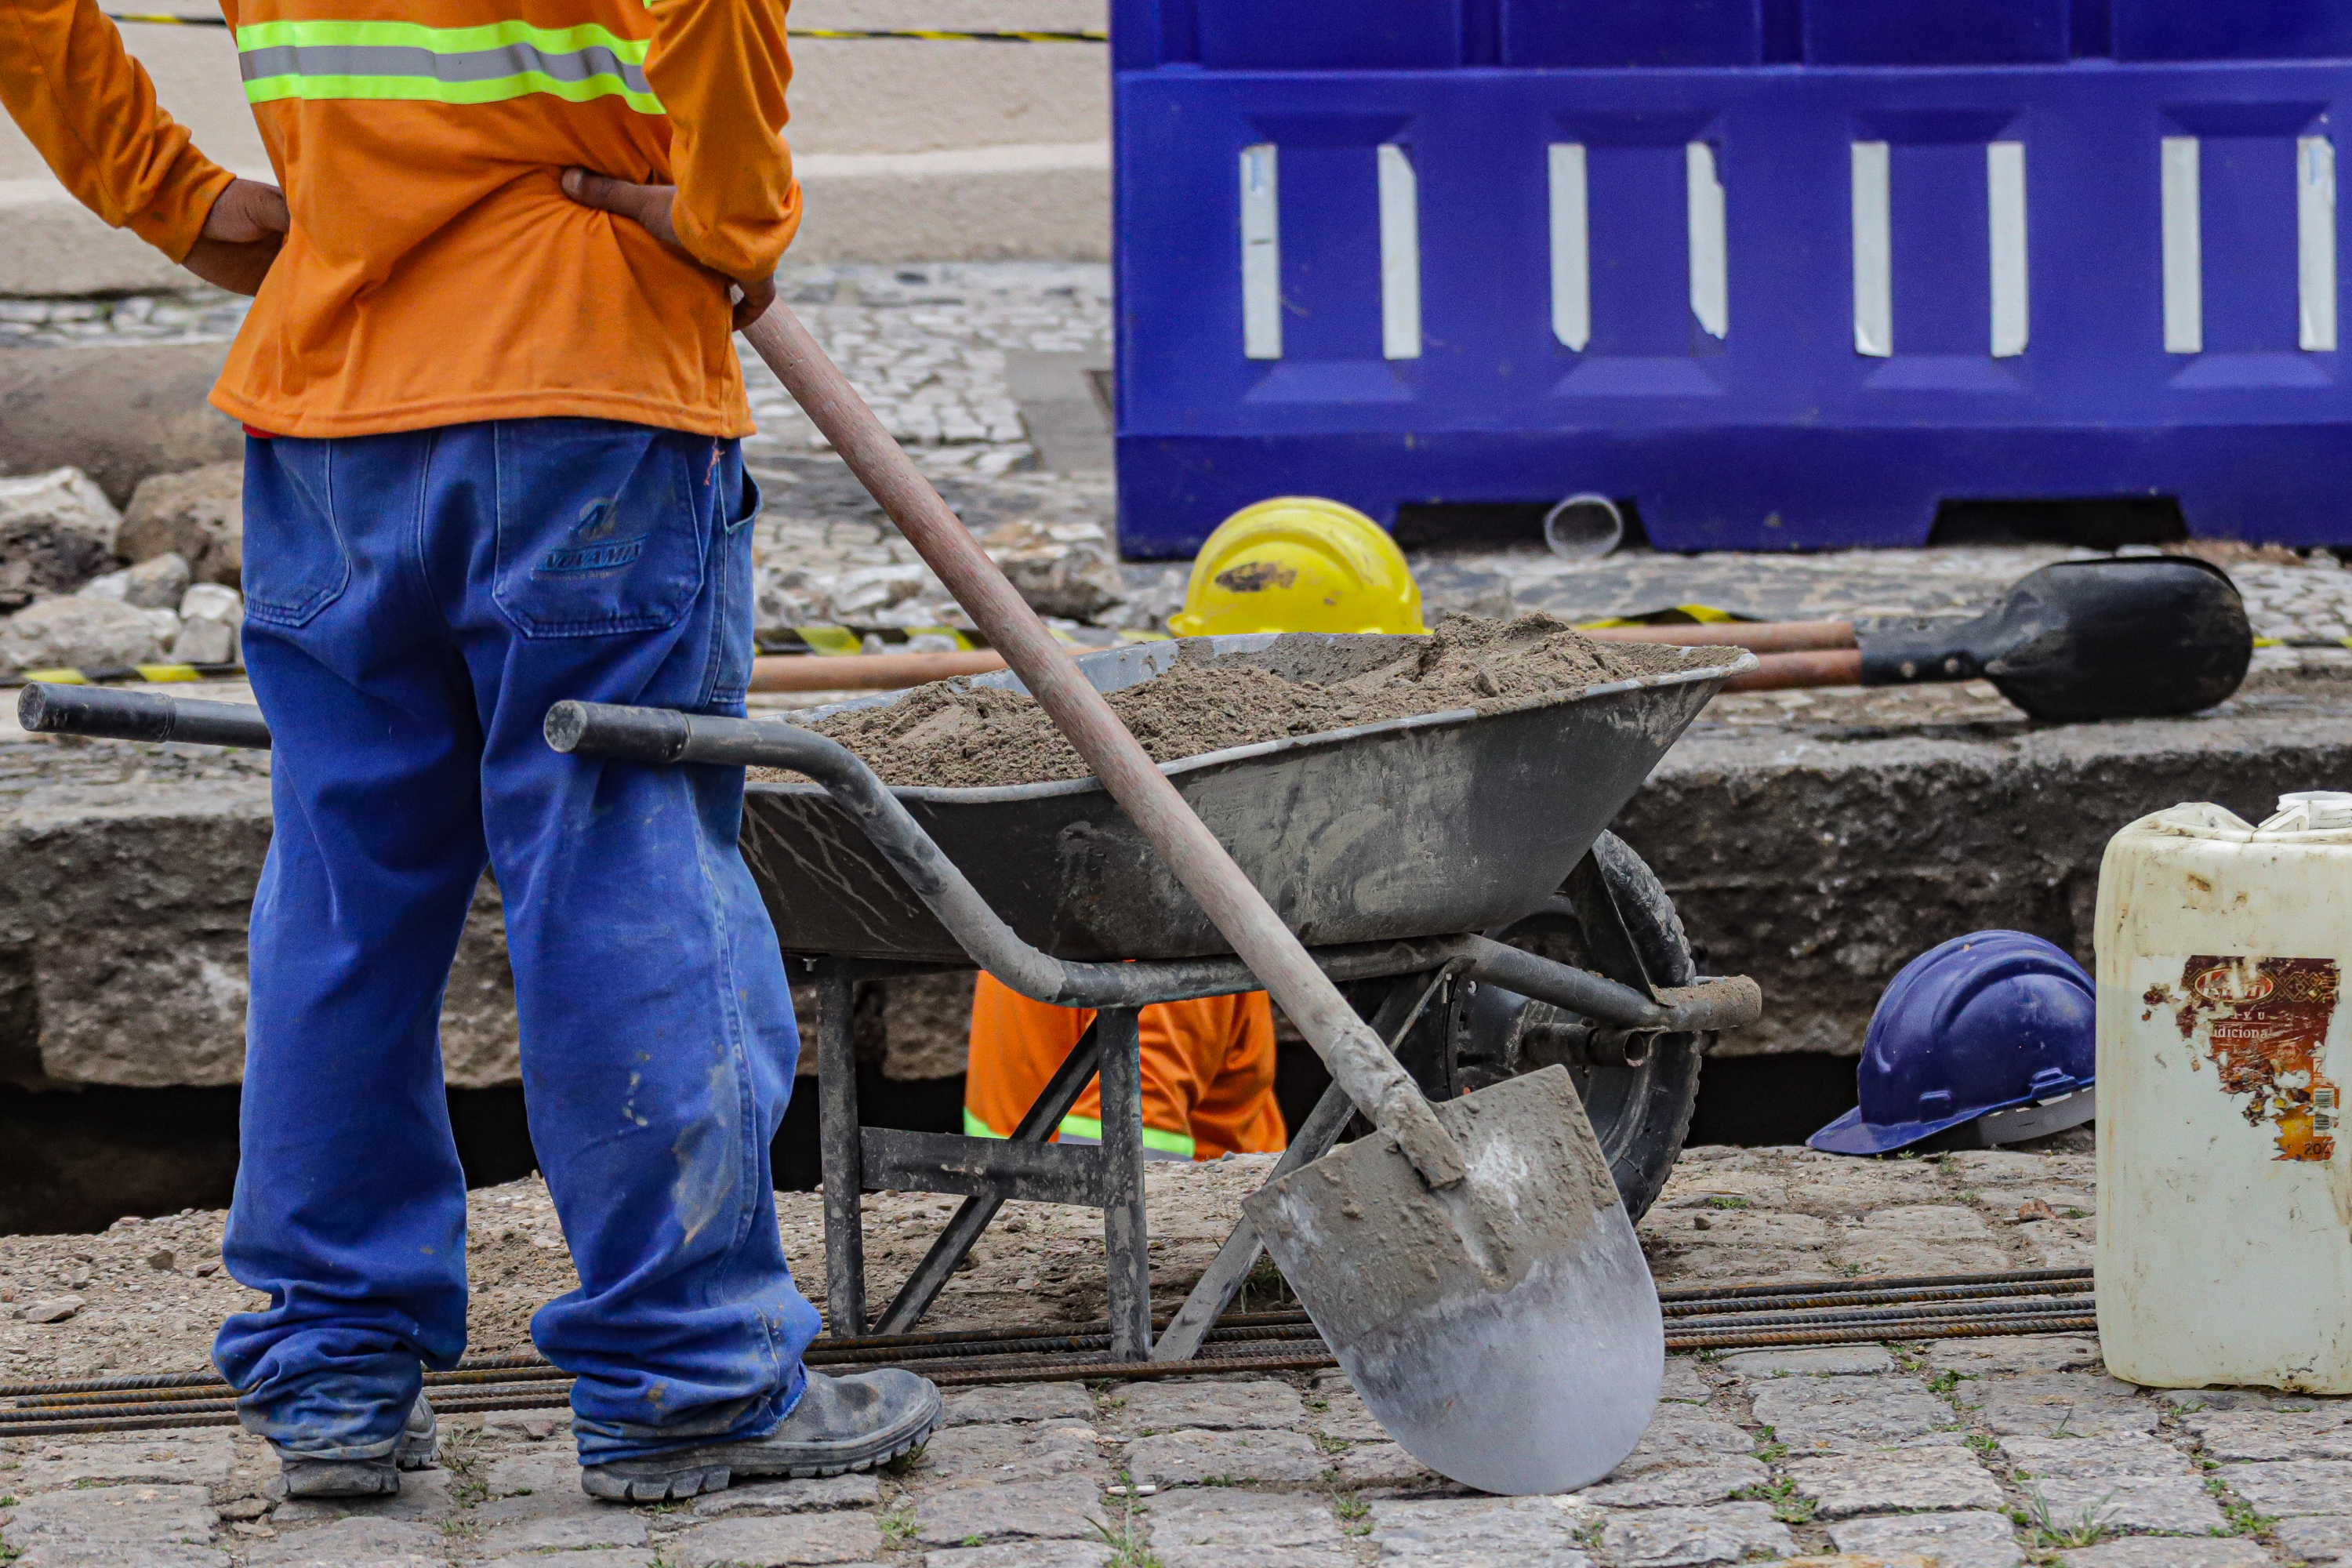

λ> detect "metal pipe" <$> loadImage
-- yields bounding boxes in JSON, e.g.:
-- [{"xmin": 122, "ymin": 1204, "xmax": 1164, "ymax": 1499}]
[{"xmin": 18, "ymin": 684, "xmax": 270, "ymax": 749}]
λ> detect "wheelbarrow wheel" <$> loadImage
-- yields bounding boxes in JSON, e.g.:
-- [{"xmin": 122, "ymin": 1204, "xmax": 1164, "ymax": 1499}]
[{"xmin": 1451, "ymin": 831, "xmax": 1702, "ymax": 1224}]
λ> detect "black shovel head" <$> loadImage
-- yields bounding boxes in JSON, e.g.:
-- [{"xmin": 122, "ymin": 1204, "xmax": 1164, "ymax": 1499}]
[{"xmin": 1859, "ymin": 557, "xmax": 2252, "ymax": 721}]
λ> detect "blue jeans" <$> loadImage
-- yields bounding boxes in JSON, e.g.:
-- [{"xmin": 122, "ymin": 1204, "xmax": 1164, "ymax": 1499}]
[{"xmin": 211, "ymin": 419, "xmax": 821, "ymax": 1465}]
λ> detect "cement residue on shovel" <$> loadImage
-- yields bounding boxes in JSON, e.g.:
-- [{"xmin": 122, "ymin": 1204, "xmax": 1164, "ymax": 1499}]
[{"xmin": 793, "ymin": 614, "xmax": 1703, "ymax": 789}]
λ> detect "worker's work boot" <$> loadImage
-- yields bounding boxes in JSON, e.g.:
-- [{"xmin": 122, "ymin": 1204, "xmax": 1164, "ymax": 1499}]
[
  {"xmin": 274, "ymin": 1393, "xmax": 439, "ymax": 1499},
  {"xmin": 582, "ymin": 1368, "xmax": 942, "ymax": 1502}
]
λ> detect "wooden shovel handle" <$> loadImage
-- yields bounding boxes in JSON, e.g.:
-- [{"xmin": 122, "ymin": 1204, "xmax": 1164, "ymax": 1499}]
[
  {"xmin": 1720, "ymin": 649, "xmax": 1868, "ymax": 691},
  {"xmin": 739, "ymin": 306, "xmax": 1468, "ymax": 1189},
  {"xmin": 1585, "ymin": 620, "xmax": 1857, "ymax": 654},
  {"xmin": 750, "ymin": 650, "xmax": 1006, "ymax": 691}
]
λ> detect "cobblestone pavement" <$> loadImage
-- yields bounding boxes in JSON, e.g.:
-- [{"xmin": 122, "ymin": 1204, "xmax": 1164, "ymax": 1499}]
[{"xmin": 5, "ymin": 1142, "xmax": 2344, "ymax": 1567}]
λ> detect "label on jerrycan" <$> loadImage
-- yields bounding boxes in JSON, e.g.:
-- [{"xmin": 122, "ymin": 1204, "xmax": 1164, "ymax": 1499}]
[{"xmin": 2147, "ymin": 956, "xmax": 2341, "ymax": 1163}]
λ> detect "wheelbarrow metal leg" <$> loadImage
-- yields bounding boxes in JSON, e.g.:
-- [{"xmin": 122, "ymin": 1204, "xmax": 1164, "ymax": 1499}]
[
  {"xmin": 1151, "ymin": 967, "xmax": 1453, "ymax": 1362},
  {"xmin": 1150, "ymin": 1078, "xmax": 1354, "ymax": 1362},
  {"xmin": 818, "ymin": 969, "xmax": 866, "ymax": 1339},
  {"xmin": 871, "ymin": 1018, "xmax": 1107, "ymax": 1337},
  {"xmin": 1097, "ymin": 1007, "xmax": 1152, "ymax": 1359}
]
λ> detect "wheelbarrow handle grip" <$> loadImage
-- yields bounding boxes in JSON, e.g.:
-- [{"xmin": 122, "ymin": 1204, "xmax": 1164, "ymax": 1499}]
[
  {"xmin": 17, "ymin": 683, "xmax": 272, "ymax": 750},
  {"xmin": 740, "ymin": 304, "xmax": 1467, "ymax": 1190}
]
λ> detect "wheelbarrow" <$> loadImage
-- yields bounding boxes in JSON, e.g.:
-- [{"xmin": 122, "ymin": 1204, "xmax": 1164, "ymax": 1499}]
[{"xmin": 20, "ymin": 632, "xmax": 1762, "ymax": 1494}]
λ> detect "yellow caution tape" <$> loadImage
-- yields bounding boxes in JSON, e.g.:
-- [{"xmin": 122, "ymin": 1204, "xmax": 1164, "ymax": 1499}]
[
  {"xmin": 796, "ymin": 626, "xmax": 866, "ymax": 656},
  {"xmin": 1576, "ymin": 604, "xmax": 1757, "ymax": 629},
  {"xmin": 14, "ymin": 662, "xmax": 228, "ymax": 687},
  {"xmin": 106, "ymin": 13, "xmax": 1107, "ymax": 40},
  {"xmin": 22, "ymin": 668, "xmax": 87, "ymax": 685}
]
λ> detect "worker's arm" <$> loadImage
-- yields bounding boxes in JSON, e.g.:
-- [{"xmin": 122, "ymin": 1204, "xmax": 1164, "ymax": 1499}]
[
  {"xmin": 562, "ymin": 0, "xmax": 799, "ymax": 329},
  {"xmin": 0, "ymin": 0, "xmax": 286, "ymax": 294}
]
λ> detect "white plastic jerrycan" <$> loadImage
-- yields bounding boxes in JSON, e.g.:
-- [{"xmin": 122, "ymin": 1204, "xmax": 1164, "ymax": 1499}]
[{"xmin": 2096, "ymin": 794, "xmax": 2352, "ymax": 1393}]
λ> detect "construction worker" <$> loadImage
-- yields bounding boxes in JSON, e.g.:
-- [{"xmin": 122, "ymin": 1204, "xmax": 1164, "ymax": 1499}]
[
  {"xmin": 965, "ymin": 498, "xmax": 1425, "ymax": 1160},
  {"xmin": 2, "ymin": 0, "xmax": 936, "ymax": 1505}
]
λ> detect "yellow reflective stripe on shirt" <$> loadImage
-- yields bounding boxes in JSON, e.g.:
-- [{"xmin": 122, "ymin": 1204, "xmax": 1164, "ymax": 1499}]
[
  {"xmin": 236, "ymin": 17, "xmax": 661, "ymax": 112},
  {"xmin": 960, "ymin": 1109, "xmax": 1196, "ymax": 1159}
]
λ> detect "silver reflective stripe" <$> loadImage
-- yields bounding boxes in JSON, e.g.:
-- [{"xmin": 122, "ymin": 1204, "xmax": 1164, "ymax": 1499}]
[
  {"xmin": 1548, "ymin": 143, "xmax": 1590, "ymax": 351},
  {"xmin": 1850, "ymin": 140, "xmax": 1892, "ymax": 358},
  {"xmin": 1240, "ymin": 143, "xmax": 1281, "ymax": 361},
  {"xmin": 1377, "ymin": 143, "xmax": 1421, "ymax": 361},
  {"xmin": 1987, "ymin": 140, "xmax": 2028, "ymax": 359},
  {"xmin": 238, "ymin": 40, "xmax": 652, "ymax": 93},
  {"xmin": 2299, "ymin": 134, "xmax": 2337, "ymax": 353},
  {"xmin": 1686, "ymin": 141, "xmax": 1728, "ymax": 340},
  {"xmin": 2161, "ymin": 136, "xmax": 2202, "ymax": 354}
]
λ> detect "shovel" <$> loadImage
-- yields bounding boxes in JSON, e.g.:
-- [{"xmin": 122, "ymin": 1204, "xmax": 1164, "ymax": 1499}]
[
  {"xmin": 1592, "ymin": 557, "xmax": 2254, "ymax": 720},
  {"xmin": 736, "ymin": 306, "xmax": 1661, "ymax": 1494}
]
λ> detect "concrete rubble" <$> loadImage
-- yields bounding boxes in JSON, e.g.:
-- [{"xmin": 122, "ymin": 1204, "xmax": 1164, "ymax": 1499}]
[{"xmin": 0, "ymin": 1144, "xmax": 2339, "ymax": 1566}]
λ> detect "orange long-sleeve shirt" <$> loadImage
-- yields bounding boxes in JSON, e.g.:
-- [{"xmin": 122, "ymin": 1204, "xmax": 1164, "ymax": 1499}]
[
  {"xmin": 965, "ymin": 975, "xmax": 1288, "ymax": 1163},
  {"xmin": 0, "ymin": 0, "xmax": 797, "ymax": 437}
]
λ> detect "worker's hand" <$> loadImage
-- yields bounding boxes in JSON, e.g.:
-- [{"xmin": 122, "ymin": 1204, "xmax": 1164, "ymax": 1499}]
[
  {"xmin": 561, "ymin": 167, "xmax": 777, "ymax": 332},
  {"xmin": 181, "ymin": 178, "xmax": 289, "ymax": 297}
]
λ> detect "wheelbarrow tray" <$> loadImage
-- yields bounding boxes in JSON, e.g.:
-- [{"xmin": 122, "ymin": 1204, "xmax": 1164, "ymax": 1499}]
[{"xmin": 742, "ymin": 632, "xmax": 1738, "ymax": 963}]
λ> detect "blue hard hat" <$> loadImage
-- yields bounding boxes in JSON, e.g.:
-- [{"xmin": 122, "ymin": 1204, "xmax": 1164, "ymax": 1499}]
[{"xmin": 1809, "ymin": 931, "xmax": 2095, "ymax": 1156}]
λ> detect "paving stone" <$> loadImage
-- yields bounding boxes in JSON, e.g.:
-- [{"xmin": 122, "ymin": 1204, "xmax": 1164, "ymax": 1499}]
[
  {"xmin": 1955, "ymin": 1375, "xmax": 2158, "ymax": 1437},
  {"xmin": 1636, "ymin": 1210, "xmax": 1837, "ymax": 1284},
  {"xmin": 912, "ymin": 1476, "xmax": 1104, "ymax": 1546},
  {"xmin": 1721, "ymin": 1345, "xmax": 1896, "ymax": 1378},
  {"xmin": 1575, "ymin": 1457, "xmax": 1769, "ymax": 1508},
  {"xmin": 1111, "ymin": 1379, "xmax": 1305, "ymax": 1434},
  {"xmin": 242, "ymin": 1516, "xmax": 444, "ymax": 1566},
  {"xmin": 1367, "ymin": 1496, "xmax": 1599, "ymax": 1566},
  {"xmin": 2216, "ymin": 1458, "xmax": 2352, "ymax": 1515},
  {"xmin": 1598, "ymin": 1501, "xmax": 1792, "ymax": 1566},
  {"xmin": 665, "ymin": 1510, "xmax": 886, "ymax": 1566},
  {"xmin": 920, "ymin": 1545, "xmax": 1113, "ymax": 1568},
  {"xmin": 11, "ymin": 1545, "xmax": 230, "ymax": 1568},
  {"xmin": 477, "ymin": 1508, "xmax": 649, "ymax": 1553},
  {"xmin": 1926, "ymin": 1337, "xmax": 2104, "ymax": 1375},
  {"xmin": 691, "ymin": 1472, "xmax": 882, "ymax": 1517},
  {"xmin": 478, "ymin": 1553, "xmax": 652, "ymax": 1568},
  {"xmin": 1307, "ymin": 1387, "xmax": 1388, "ymax": 1442},
  {"xmin": 939, "ymin": 1384, "xmax": 1096, "ymax": 1428},
  {"xmin": 1658, "ymin": 1359, "xmax": 1713, "ymax": 1403},
  {"xmin": 1828, "ymin": 1510, "xmax": 2024, "ymax": 1568},
  {"xmin": 10, "ymin": 1435, "xmax": 236, "ymax": 1490},
  {"xmin": 1748, "ymin": 1375, "xmax": 1955, "ymax": 1452},
  {"xmin": 480, "ymin": 1447, "xmax": 583, "ymax": 1497},
  {"xmin": 1145, "ymin": 1490, "xmax": 1343, "ymax": 1568},
  {"xmin": 2278, "ymin": 1513, "xmax": 2352, "ymax": 1563},
  {"xmin": 2015, "ymin": 1474, "xmax": 2227, "ymax": 1534},
  {"xmin": 1330, "ymin": 1441, "xmax": 1447, "ymax": 1490},
  {"xmin": 1832, "ymin": 1205, "xmax": 2013, "ymax": 1275},
  {"xmin": 1998, "ymin": 1433, "xmax": 2195, "ymax": 1478},
  {"xmin": 2154, "ymin": 1387, "xmax": 2336, "ymax": 1414},
  {"xmin": 2, "ymin": 1484, "xmax": 218, "ymax": 1553},
  {"xmin": 2056, "ymin": 1538, "xmax": 2271, "ymax": 1567},
  {"xmin": 1614, "ymin": 1410, "xmax": 1758, "ymax": 1475},
  {"xmin": 913, "ymin": 1422, "xmax": 1106, "ymax": 1485},
  {"xmin": 1787, "ymin": 1450, "xmax": 2005, "ymax": 1517},
  {"xmin": 463, "ymin": 1482, "xmax": 608, "ymax": 1530},
  {"xmin": 2193, "ymin": 1410, "xmax": 2352, "ymax": 1461},
  {"xmin": 1122, "ymin": 1428, "xmax": 1328, "ymax": 1486},
  {"xmin": 267, "ymin": 1467, "xmax": 459, "ymax": 1524}
]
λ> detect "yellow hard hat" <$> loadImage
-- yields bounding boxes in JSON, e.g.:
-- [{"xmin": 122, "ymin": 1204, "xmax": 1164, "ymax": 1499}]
[{"xmin": 1167, "ymin": 497, "xmax": 1426, "ymax": 638}]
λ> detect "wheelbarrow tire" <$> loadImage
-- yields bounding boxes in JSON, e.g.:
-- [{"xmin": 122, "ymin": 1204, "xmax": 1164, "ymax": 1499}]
[{"xmin": 1468, "ymin": 832, "xmax": 1702, "ymax": 1225}]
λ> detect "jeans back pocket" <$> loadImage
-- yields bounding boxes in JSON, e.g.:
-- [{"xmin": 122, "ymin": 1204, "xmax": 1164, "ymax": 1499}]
[
  {"xmin": 240, "ymin": 438, "xmax": 352, "ymax": 629},
  {"xmin": 492, "ymin": 422, "xmax": 707, "ymax": 639}
]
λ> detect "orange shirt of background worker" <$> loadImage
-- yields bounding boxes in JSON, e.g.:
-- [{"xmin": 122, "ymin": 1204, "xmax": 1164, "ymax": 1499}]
[{"xmin": 964, "ymin": 975, "xmax": 1287, "ymax": 1162}]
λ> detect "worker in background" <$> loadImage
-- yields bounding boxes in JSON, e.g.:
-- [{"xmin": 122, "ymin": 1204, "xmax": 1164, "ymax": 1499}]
[
  {"xmin": 964, "ymin": 498, "xmax": 1425, "ymax": 1160},
  {"xmin": 1, "ymin": 0, "xmax": 935, "ymax": 1506}
]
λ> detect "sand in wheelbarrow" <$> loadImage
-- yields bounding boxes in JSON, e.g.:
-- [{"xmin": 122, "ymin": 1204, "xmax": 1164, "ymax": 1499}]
[{"xmin": 788, "ymin": 612, "xmax": 1710, "ymax": 790}]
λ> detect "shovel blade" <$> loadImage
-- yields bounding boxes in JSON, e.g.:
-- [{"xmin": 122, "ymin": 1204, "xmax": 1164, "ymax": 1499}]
[{"xmin": 1241, "ymin": 1067, "xmax": 1662, "ymax": 1495}]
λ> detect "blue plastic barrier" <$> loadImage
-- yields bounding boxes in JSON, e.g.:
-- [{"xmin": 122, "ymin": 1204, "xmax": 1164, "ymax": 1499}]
[{"xmin": 1110, "ymin": 1, "xmax": 2352, "ymax": 555}]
